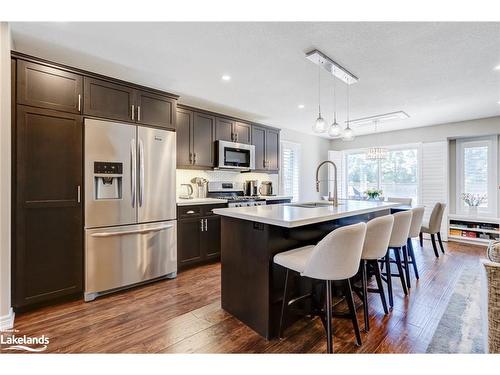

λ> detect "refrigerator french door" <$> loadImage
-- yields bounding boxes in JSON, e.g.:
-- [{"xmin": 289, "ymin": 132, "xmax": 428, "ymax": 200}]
[{"xmin": 84, "ymin": 119, "xmax": 177, "ymax": 301}]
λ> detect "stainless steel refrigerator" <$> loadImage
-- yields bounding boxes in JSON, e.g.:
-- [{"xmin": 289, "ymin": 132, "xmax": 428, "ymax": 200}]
[{"xmin": 84, "ymin": 118, "xmax": 177, "ymax": 301}]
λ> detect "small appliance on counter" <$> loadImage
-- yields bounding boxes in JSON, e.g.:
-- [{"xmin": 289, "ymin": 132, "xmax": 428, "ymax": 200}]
[
  {"xmin": 191, "ymin": 177, "xmax": 208, "ymax": 198},
  {"xmin": 207, "ymin": 181, "xmax": 266, "ymax": 208},
  {"xmin": 244, "ymin": 180, "xmax": 258, "ymax": 196},
  {"xmin": 179, "ymin": 184, "xmax": 194, "ymax": 199},
  {"xmin": 259, "ymin": 181, "xmax": 274, "ymax": 196}
]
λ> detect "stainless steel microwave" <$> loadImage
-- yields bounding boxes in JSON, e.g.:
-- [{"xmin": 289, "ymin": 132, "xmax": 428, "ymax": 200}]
[{"xmin": 216, "ymin": 140, "xmax": 255, "ymax": 170}]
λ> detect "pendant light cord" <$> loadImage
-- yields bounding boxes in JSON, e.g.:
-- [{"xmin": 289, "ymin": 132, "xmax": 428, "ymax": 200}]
[
  {"xmin": 333, "ymin": 68, "xmax": 337, "ymax": 123},
  {"xmin": 346, "ymin": 83, "xmax": 350, "ymax": 129},
  {"xmin": 317, "ymin": 62, "xmax": 321, "ymax": 116}
]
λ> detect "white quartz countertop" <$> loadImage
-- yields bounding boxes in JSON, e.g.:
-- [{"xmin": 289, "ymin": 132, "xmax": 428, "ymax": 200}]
[
  {"xmin": 176, "ymin": 195, "xmax": 292, "ymax": 206},
  {"xmin": 212, "ymin": 200, "xmax": 400, "ymax": 228},
  {"xmin": 176, "ymin": 198, "xmax": 227, "ymax": 206}
]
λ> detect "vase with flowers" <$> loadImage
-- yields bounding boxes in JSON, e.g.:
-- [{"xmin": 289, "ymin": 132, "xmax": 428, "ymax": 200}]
[
  {"xmin": 364, "ymin": 188, "xmax": 383, "ymax": 201},
  {"xmin": 461, "ymin": 193, "xmax": 487, "ymax": 216}
]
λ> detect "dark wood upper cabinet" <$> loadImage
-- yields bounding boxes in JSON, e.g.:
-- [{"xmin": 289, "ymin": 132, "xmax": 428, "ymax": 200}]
[
  {"xmin": 215, "ymin": 117, "xmax": 234, "ymax": 142},
  {"xmin": 14, "ymin": 105, "xmax": 83, "ymax": 310},
  {"xmin": 136, "ymin": 90, "xmax": 176, "ymax": 129},
  {"xmin": 252, "ymin": 125, "xmax": 266, "ymax": 171},
  {"xmin": 84, "ymin": 77, "xmax": 135, "ymax": 122},
  {"xmin": 17, "ymin": 60, "xmax": 83, "ymax": 114},
  {"xmin": 234, "ymin": 122, "xmax": 251, "ymax": 144},
  {"xmin": 265, "ymin": 128, "xmax": 280, "ymax": 172},
  {"xmin": 192, "ymin": 112, "xmax": 216, "ymax": 168},
  {"xmin": 176, "ymin": 108, "xmax": 193, "ymax": 167}
]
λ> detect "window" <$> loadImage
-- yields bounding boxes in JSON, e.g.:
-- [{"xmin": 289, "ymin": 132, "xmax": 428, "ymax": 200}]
[
  {"xmin": 280, "ymin": 141, "xmax": 301, "ymax": 202},
  {"xmin": 456, "ymin": 136, "xmax": 498, "ymax": 216},
  {"xmin": 345, "ymin": 145, "xmax": 420, "ymax": 203}
]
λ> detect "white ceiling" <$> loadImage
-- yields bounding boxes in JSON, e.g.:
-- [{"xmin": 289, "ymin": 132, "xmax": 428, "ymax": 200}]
[{"xmin": 10, "ymin": 22, "xmax": 500, "ymax": 137}]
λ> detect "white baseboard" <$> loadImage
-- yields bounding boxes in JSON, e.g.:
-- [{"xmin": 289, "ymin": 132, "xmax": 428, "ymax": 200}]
[{"xmin": 0, "ymin": 307, "xmax": 15, "ymax": 330}]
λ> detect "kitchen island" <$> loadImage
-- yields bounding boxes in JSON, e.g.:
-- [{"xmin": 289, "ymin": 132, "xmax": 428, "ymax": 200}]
[{"xmin": 213, "ymin": 200, "xmax": 398, "ymax": 339}]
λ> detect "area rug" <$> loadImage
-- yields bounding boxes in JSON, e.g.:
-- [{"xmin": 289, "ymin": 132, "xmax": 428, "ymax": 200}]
[{"xmin": 426, "ymin": 263, "xmax": 485, "ymax": 353}]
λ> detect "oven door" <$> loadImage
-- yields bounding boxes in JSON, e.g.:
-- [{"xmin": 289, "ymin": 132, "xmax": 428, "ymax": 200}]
[{"xmin": 217, "ymin": 140, "xmax": 255, "ymax": 170}]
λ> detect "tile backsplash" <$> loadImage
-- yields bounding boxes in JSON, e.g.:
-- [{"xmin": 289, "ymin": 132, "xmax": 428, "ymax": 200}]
[{"xmin": 176, "ymin": 169, "xmax": 279, "ymax": 198}]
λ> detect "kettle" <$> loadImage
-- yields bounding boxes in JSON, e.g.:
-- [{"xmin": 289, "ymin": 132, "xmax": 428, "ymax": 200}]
[
  {"xmin": 259, "ymin": 181, "xmax": 273, "ymax": 196},
  {"xmin": 179, "ymin": 184, "xmax": 194, "ymax": 199}
]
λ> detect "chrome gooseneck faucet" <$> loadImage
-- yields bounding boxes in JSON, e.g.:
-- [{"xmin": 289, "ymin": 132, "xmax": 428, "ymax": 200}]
[{"xmin": 315, "ymin": 160, "xmax": 338, "ymax": 207}]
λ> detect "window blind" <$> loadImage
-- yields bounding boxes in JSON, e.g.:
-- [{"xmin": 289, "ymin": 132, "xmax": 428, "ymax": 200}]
[{"xmin": 280, "ymin": 141, "xmax": 301, "ymax": 202}]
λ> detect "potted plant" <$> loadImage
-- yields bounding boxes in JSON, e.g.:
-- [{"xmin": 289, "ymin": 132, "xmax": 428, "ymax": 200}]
[
  {"xmin": 364, "ymin": 188, "xmax": 383, "ymax": 201},
  {"xmin": 461, "ymin": 193, "xmax": 487, "ymax": 216}
]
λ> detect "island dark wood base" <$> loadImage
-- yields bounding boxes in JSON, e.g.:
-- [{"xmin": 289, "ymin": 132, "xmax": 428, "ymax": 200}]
[{"xmin": 220, "ymin": 210, "xmax": 390, "ymax": 339}]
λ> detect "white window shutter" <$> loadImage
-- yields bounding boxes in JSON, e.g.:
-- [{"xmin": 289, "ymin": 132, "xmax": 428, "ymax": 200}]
[
  {"xmin": 421, "ymin": 141, "xmax": 449, "ymax": 240},
  {"xmin": 280, "ymin": 141, "xmax": 301, "ymax": 202}
]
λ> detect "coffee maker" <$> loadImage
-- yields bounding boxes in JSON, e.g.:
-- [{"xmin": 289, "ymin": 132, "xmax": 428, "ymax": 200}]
[{"xmin": 259, "ymin": 181, "xmax": 273, "ymax": 196}]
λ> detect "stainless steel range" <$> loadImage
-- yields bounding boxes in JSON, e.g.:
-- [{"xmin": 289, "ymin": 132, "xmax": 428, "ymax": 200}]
[{"xmin": 207, "ymin": 181, "xmax": 266, "ymax": 208}]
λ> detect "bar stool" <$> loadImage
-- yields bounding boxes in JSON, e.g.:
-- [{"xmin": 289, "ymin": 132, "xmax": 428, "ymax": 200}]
[
  {"xmin": 357, "ymin": 215, "xmax": 394, "ymax": 331},
  {"xmin": 274, "ymin": 222, "xmax": 367, "ymax": 354},
  {"xmin": 404, "ymin": 206, "xmax": 425, "ymax": 288},
  {"xmin": 419, "ymin": 202, "xmax": 447, "ymax": 258},
  {"xmin": 381, "ymin": 210, "xmax": 413, "ymax": 307}
]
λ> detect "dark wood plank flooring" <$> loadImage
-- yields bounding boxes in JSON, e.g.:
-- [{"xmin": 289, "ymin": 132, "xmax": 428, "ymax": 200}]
[{"xmin": 4, "ymin": 240, "xmax": 484, "ymax": 353}]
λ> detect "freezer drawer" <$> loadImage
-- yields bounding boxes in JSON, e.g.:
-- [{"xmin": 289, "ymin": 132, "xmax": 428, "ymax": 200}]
[{"xmin": 84, "ymin": 220, "xmax": 177, "ymax": 301}]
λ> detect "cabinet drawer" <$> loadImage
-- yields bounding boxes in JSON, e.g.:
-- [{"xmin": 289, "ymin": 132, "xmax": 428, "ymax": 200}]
[
  {"xmin": 202, "ymin": 203, "xmax": 227, "ymax": 216},
  {"xmin": 178, "ymin": 205, "xmax": 202, "ymax": 219}
]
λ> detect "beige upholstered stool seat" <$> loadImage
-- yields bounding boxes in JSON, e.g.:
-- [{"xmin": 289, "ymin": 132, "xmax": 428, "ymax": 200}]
[{"xmin": 273, "ymin": 245, "xmax": 314, "ymax": 274}]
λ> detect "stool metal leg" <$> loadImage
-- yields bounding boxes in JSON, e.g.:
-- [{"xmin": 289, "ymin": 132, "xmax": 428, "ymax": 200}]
[
  {"xmin": 325, "ymin": 280, "xmax": 333, "ymax": 354},
  {"xmin": 278, "ymin": 269, "xmax": 290, "ymax": 339},
  {"xmin": 361, "ymin": 260, "xmax": 369, "ymax": 332},
  {"xmin": 402, "ymin": 245, "xmax": 411, "ymax": 289},
  {"xmin": 372, "ymin": 260, "xmax": 389, "ymax": 314},
  {"xmin": 344, "ymin": 279, "xmax": 362, "ymax": 346},
  {"xmin": 419, "ymin": 232, "xmax": 423, "ymax": 247},
  {"xmin": 437, "ymin": 232, "xmax": 445, "ymax": 254},
  {"xmin": 385, "ymin": 253, "xmax": 394, "ymax": 308},
  {"xmin": 393, "ymin": 248, "xmax": 408, "ymax": 295},
  {"xmin": 407, "ymin": 239, "xmax": 420, "ymax": 280}
]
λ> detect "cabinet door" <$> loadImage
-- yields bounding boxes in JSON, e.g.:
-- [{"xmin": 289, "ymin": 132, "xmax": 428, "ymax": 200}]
[
  {"xmin": 17, "ymin": 60, "xmax": 83, "ymax": 114},
  {"xmin": 176, "ymin": 108, "xmax": 193, "ymax": 167},
  {"xmin": 14, "ymin": 105, "xmax": 83, "ymax": 309},
  {"xmin": 215, "ymin": 117, "xmax": 234, "ymax": 142},
  {"xmin": 177, "ymin": 218, "xmax": 203, "ymax": 269},
  {"xmin": 252, "ymin": 125, "xmax": 266, "ymax": 171},
  {"xmin": 233, "ymin": 122, "xmax": 251, "ymax": 144},
  {"xmin": 265, "ymin": 128, "xmax": 280, "ymax": 172},
  {"xmin": 84, "ymin": 77, "xmax": 135, "ymax": 122},
  {"xmin": 136, "ymin": 90, "xmax": 176, "ymax": 129},
  {"xmin": 202, "ymin": 216, "xmax": 221, "ymax": 259},
  {"xmin": 192, "ymin": 112, "xmax": 216, "ymax": 168}
]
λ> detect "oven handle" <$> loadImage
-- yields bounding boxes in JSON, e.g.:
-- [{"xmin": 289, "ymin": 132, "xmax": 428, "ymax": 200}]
[{"xmin": 91, "ymin": 224, "xmax": 173, "ymax": 238}]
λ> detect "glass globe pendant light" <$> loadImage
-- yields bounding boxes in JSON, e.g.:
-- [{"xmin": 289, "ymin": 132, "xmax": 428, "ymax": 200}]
[
  {"xmin": 328, "ymin": 68, "xmax": 342, "ymax": 137},
  {"xmin": 341, "ymin": 83, "xmax": 355, "ymax": 141},
  {"xmin": 313, "ymin": 63, "xmax": 327, "ymax": 133}
]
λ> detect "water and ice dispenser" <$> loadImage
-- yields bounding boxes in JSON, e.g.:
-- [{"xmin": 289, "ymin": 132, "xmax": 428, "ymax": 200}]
[{"xmin": 93, "ymin": 161, "xmax": 123, "ymax": 200}]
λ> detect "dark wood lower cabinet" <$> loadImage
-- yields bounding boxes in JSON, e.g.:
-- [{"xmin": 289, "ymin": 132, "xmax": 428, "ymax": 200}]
[
  {"xmin": 177, "ymin": 204, "xmax": 224, "ymax": 270},
  {"xmin": 13, "ymin": 105, "xmax": 83, "ymax": 311}
]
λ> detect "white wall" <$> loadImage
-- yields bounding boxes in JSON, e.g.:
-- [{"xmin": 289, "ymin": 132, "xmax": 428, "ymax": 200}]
[
  {"xmin": 280, "ymin": 128, "xmax": 331, "ymax": 201},
  {"xmin": 330, "ymin": 116, "xmax": 500, "ymax": 150},
  {"xmin": 0, "ymin": 22, "xmax": 13, "ymax": 329}
]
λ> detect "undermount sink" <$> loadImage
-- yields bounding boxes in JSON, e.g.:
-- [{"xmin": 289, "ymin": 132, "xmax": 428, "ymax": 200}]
[{"xmin": 288, "ymin": 201, "xmax": 341, "ymax": 208}]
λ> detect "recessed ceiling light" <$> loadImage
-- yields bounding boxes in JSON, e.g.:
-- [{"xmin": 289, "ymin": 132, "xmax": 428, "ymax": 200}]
[
  {"xmin": 298, "ymin": 104, "xmax": 305, "ymax": 109},
  {"xmin": 494, "ymin": 65, "xmax": 500, "ymax": 71},
  {"xmin": 221, "ymin": 75, "xmax": 231, "ymax": 81}
]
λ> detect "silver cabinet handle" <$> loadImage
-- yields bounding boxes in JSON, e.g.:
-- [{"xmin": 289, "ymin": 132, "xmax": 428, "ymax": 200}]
[
  {"xmin": 137, "ymin": 106, "xmax": 141, "ymax": 122},
  {"xmin": 139, "ymin": 138, "xmax": 144, "ymax": 207},
  {"xmin": 91, "ymin": 224, "xmax": 173, "ymax": 237},
  {"xmin": 204, "ymin": 218, "xmax": 208, "ymax": 231},
  {"xmin": 77, "ymin": 185, "xmax": 81, "ymax": 203},
  {"xmin": 131, "ymin": 104, "xmax": 135, "ymax": 121},
  {"xmin": 186, "ymin": 210, "xmax": 195, "ymax": 214},
  {"xmin": 200, "ymin": 219, "xmax": 204, "ymax": 232},
  {"xmin": 78, "ymin": 94, "xmax": 81, "ymax": 112},
  {"xmin": 131, "ymin": 139, "xmax": 136, "ymax": 208}
]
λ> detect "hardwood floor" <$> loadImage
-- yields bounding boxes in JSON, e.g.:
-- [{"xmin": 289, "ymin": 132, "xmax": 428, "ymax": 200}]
[{"xmin": 4, "ymin": 239, "xmax": 484, "ymax": 354}]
